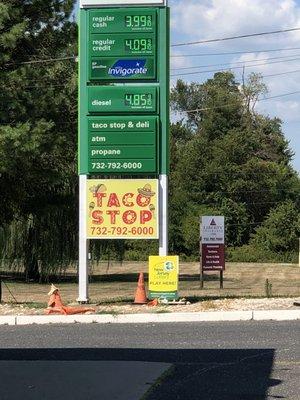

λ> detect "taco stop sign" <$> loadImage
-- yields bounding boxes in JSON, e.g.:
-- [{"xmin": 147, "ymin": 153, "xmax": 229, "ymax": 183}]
[{"xmin": 87, "ymin": 179, "xmax": 158, "ymax": 239}]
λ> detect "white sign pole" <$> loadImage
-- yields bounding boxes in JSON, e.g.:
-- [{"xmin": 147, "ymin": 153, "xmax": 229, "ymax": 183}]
[
  {"xmin": 78, "ymin": 175, "xmax": 89, "ymax": 303},
  {"xmin": 159, "ymin": 174, "xmax": 168, "ymax": 256}
]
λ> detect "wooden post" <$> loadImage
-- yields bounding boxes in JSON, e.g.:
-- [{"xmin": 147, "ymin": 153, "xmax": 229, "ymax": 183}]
[
  {"xmin": 200, "ymin": 222, "xmax": 204, "ymax": 289},
  {"xmin": 200, "ymin": 269, "xmax": 204, "ymax": 289},
  {"xmin": 220, "ymin": 270, "xmax": 223, "ymax": 289},
  {"xmin": 298, "ymin": 238, "xmax": 300, "ymax": 267}
]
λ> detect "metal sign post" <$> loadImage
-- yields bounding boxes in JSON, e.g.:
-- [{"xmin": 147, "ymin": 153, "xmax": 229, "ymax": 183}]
[{"xmin": 78, "ymin": 0, "xmax": 169, "ymax": 302}]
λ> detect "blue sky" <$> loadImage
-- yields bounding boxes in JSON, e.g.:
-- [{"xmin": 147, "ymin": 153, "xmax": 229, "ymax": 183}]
[{"xmin": 76, "ymin": 0, "xmax": 300, "ymax": 171}]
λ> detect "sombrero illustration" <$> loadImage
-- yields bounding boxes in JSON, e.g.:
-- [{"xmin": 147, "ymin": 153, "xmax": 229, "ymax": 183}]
[
  {"xmin": 138, "ymin": 183, "xmax": 155, "ymax": 197},
  {"xmin": 89, "ymin": 184, "xmax": 107, "ymax": 194}
]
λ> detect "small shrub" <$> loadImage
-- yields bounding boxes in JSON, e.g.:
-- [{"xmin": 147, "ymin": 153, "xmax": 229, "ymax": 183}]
[{"xmin": 265, "ymin": 279, "xmax": 273, "ymax": 298}]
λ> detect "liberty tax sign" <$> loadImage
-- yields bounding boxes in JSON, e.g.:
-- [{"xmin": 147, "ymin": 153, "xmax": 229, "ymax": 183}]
[{"xmin": 201, "ymin": 216, "xmax": 225, "ymax": 271}]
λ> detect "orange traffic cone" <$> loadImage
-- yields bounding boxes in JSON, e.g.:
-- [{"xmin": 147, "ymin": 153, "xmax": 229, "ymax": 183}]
[
  {"xmin": 134, "ymin": 272, "xmax": 148, "ymax": 304},
  {"xmin": 147, "ymin": 298, "xmax": 158, "ymax": 307}
]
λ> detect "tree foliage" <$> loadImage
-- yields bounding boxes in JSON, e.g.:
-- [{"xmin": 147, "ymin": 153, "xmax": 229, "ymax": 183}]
[
  {"xmin": 169, "ymin": 72, "xmax": 300, "ymax": 258},
  {"xmin": 0, "ymin": 0, "xmax": 78, "ymax": 280}
]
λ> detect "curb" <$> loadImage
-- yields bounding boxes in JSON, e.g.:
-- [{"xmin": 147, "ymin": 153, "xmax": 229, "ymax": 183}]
[
  {"xmin": 0, "ymin": 309, "xmax": 299, "ymax": 325},
  {"xmin": 252, "ymin": 309, "xmax": 300, "ymax": 321}
]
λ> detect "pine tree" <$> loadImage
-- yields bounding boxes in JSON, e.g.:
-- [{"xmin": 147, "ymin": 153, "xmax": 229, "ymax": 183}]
[{"xmin": 0, "ymin": 0, "xmax": 78, "ymax": 280}]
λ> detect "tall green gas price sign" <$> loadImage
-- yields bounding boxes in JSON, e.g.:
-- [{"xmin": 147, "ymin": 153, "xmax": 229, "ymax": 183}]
[{"xmin": 79, "ymin": 0, "xmax": 169, "ymax": 175}]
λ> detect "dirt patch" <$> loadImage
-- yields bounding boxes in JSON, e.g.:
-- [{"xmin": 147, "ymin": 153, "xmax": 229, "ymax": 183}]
[{"xmin": 1, "ymin": 297, "xmax": 299, "ymax": 316}]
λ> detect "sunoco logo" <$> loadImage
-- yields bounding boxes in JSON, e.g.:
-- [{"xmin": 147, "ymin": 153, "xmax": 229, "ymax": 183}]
[{"xmin": 108, "ymin": 59, "xmax": 148, "ymax": 77}]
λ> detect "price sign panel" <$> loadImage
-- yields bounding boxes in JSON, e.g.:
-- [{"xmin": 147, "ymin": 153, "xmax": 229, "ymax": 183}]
[
  {"xmin": 90, "ymin": 33, "xmax": 155, "ymax": 57},
  {"xmin": 88, "ymin": 86, "xmax": 157, "ymax": 113},
  {"xmin": 89, "ymin": 9, "xmax": 156, "ymax": 33},
  {"xmin": 79, "ymin": 3, "xmax": 169, "ymax": 176}
]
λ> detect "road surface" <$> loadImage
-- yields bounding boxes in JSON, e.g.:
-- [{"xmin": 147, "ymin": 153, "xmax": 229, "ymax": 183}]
[{"xmin": 0, "ymin": 320, "xmax": 299, "ymax": 399}]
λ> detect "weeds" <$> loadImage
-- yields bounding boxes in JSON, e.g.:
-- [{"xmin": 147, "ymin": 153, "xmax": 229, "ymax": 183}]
[{"xmin": 265, "ymin": 279, "xmax": 273, "ymax": 298}]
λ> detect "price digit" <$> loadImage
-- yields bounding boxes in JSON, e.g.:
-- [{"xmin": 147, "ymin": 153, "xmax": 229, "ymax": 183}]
[
  {"xmin": 125, "ymin": 39, "xmax": 132, "ymax": 51},
  {"xmin": 140, "ymin": 16, "xmax": 147, "ymax": 27},
  {"xmin": 140, "ymin": 39, "xmax": 147, "ymax": 51},
  {"xmin": 133, "ymin": 15, "xmax": 140, "ymax": 27},
  {"xmin": 125, "ymin": 16, "xmax": 132, "ymax": 27},
  {"xmin": 133, "ymin": 94, "xmax": 140, "ymax": 106},
  {"xmin": 125, "ymin": 94, "xmax": 132, "ymax": 105}
]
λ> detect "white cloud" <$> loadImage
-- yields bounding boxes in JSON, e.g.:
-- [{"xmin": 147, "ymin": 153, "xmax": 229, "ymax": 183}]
[{"xmin": 171, "ymin": 0, "xmax": 300, "ymax": 48}]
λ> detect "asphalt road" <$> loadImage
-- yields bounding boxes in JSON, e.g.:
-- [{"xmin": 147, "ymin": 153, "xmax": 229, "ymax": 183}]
[{"xmin": 0, "ymin": 321, "xmax": 299, "ymax": 400}]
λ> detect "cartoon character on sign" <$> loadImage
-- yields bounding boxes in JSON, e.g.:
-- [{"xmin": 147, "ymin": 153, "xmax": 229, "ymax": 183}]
[
  {"xmin": 149, "ymin": 203, "xmax": 156, "ymax": 219},
  {"xmin": 137, "ymin": 183, "xmax": 155, "ymax": 207},
  {"xmin": 89, "ymin": 201, "xmax": 95, "ymax": 217}
]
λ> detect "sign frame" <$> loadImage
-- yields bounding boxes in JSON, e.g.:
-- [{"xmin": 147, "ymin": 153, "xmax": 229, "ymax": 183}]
[
  {"xmin": 80, "ymin": 0, "xmax": 167, "ymax": 8},
  {"xmin": 148, "ymin": 255, "xmax": 179, "ymax": 300},
  {"xmin": 87, "ymin": 179, "xmax": 159, "ymax": 239}
]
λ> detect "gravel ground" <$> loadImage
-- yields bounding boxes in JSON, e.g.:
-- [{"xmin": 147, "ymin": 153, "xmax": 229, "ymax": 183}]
[{"xmin": 0, "ymin": 297, "xmax": 299, "ymax": 316}]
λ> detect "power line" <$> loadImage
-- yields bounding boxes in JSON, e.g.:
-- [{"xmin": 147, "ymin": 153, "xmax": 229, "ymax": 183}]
[
  {"xmin": 171, "ymin": 56, "xmax": 300, "ymax": 77},
  {"xmin": 171, "ymin": 65, "xmax": 300, "ymax": 85},
  {"xmin": 262, "ymin": 68, "xmax": 300, "ymax": 78},
  {"xmin": 172, "ymin": 27, "xmax": 300, "ymax": 47},
  {"xmin": 170, "ymin": 46, "xmax": 300, "ymax": 58},
  {"xmin": 171, "ymin": 53, "xmax": 300, "ymax": 71},
  {"xmin": 4, "ymin": 56, "xmax": 76, "ymax": 66},
  {"xmin": 178, "ymin": 90, "xmax": 300, "ymax": 114}
]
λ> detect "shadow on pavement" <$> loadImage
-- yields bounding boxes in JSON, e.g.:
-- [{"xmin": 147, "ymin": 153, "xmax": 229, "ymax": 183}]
[{"xmin": 0, "ymin": 347, "xmax": 281, "ymax": 400}]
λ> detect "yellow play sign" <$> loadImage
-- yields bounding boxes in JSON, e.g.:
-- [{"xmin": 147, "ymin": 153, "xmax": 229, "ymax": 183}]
[
  {"xmin": 87, "ymin": 179, "xmax": 158, "ymax": 239},
  {"xmin": 149, "ymin": 256, "xmax": 179, "ymax": 300}
]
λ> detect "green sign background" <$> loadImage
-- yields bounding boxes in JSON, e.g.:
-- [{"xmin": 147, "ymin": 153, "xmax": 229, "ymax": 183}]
[
  {"xmin": 89, "ymin": 159, "xmax": 156, "ymax": 173},
  {"xmin": 89, "ymin": 132, "xmax": 156, "ymax": 145},
  {"xmin": 88, "ymin": 86, "xmax": 158, "ymax": 113},
  {"xmin": 90, "ymin": 33, "xmax": 155, "ymax": 57},
  {"xmin": 88, "ymin": 116, "xmax": 157, "ymax": 131},
  {"xmin": 89, "ymin": 9, "xmax": 156, "ymax": 34},
  {"xmin": 79, "ymin": 7, "xmax": 169, "ymax": 175}
]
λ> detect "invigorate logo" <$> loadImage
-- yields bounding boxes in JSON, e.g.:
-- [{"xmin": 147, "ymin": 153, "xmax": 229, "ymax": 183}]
[{"xmin": 108, "ymin": 59, "xmax": 148, "ymax": 77}]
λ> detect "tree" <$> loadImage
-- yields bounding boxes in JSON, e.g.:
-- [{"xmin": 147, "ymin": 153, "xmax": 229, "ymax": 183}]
[
  {"xmin": 169, "ymin": 72, "xmax": 300, "ymax": 257},
  {"xmin": 251, "ymin": 201, "xmax": 300, "ymax": 254},
  {"xmin": 0, "ymin": 0, "xmax": 78, "ymax": 280}
]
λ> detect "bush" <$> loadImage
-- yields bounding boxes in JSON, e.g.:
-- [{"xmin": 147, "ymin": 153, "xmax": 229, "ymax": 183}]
[{"xmin": 227, "ymin": 245, "xmax": 297, "ymax": 263}]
